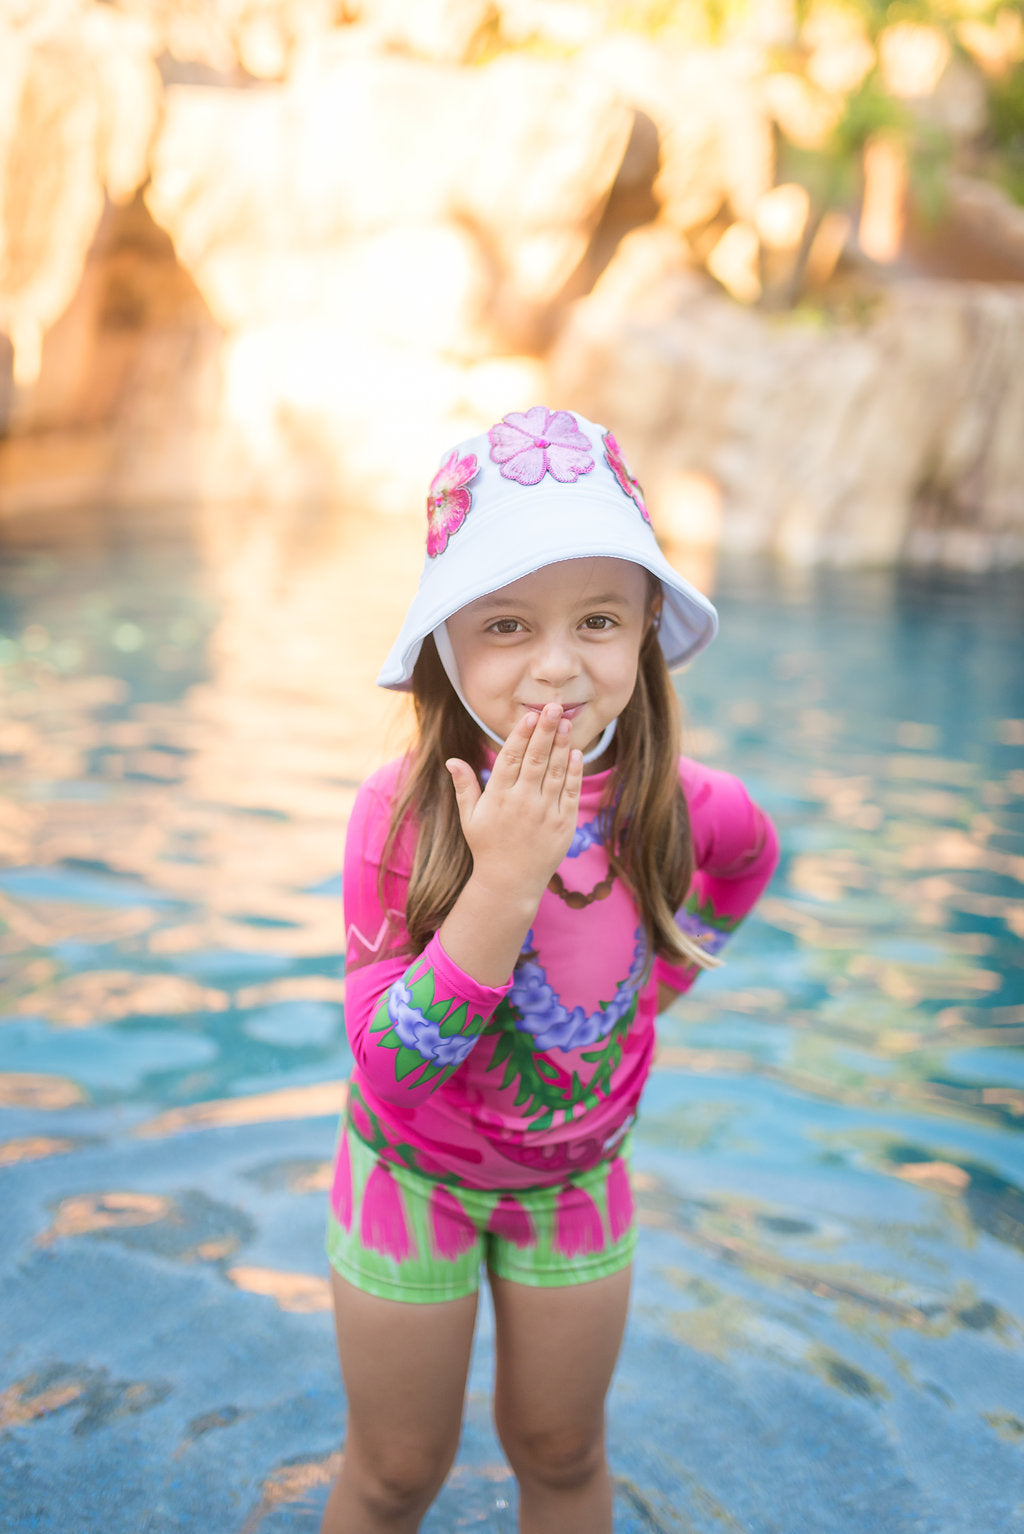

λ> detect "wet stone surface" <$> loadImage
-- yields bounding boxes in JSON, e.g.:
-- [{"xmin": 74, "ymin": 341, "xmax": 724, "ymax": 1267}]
[{"xmin": 1, "ymin": 508, "xmax": 1023, "ymax": 1530}]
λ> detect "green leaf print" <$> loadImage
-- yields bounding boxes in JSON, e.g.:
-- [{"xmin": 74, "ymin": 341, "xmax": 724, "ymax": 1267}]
[
  {"xmin": 369, "ymin": 999, "xmax": 393, "ymax": 1035},
  {"xmin": 684, "ymin": 888, "xmax": 740, "ymax": 935},
  {"xmin": 484, "ymin": 990, "xmax": 638, "ymax": 1132},
  {"xmin": 440, "ymin": 1002, "xmax": 470, "ymax": 1037},
  {"xmin": 407, "ymin": 969, "xmax": 451, "ymax": 1023},
  {"xmin": 394, "ymin": 1044, "xmax": 429, "ymax": 1081}
]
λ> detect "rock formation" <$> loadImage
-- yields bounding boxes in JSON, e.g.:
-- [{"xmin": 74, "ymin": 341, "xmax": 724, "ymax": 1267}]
[
  {"xmin": 550, "ymin": 227, "xmax": 1024, "ymax": 567},
  {"xmin": 1, "ymin": 0, "xmax": 1022, "ymax": 565}
]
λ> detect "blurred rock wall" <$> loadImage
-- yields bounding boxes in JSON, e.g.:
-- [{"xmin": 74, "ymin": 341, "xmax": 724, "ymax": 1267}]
[
  {"xmin": 551, "ymin": 228, "xmax": 1024, "ymax": 568},
  {"xmin": 1, "ymin": 0, "xmax": 1022, "ymax": 566}
]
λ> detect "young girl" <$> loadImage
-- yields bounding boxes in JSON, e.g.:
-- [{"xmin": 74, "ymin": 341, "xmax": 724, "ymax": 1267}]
[{"xmin": 321, "ymin": 407, "xmax": 778, "ymax": 1534}]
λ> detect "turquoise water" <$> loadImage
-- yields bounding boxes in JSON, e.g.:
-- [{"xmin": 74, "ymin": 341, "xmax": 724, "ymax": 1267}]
[{"xmin": 1, "ymin": 508, "xmax": 1023, "ymax": 1532}]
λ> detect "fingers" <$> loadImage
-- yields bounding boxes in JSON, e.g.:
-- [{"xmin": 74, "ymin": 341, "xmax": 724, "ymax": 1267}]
[
  {"xmin": 562, "ymin": 745, "xmax": 584, "ymax": 808},
  {"xmin": 498, "ymin": 704, "xmax": 565, "ymax": 785},
  {"xmin": 453, "ymin": 714, "xmax": 585, "ymax": 885},
  {"xmin": 445, "ymin": 757, "xmax": 481, "ymax": 832}
]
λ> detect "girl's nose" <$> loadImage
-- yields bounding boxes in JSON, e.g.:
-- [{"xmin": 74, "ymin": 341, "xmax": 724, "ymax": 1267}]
[{"xmin": 531, "ymin": 631, "xmax": 580, "ymax": 686}]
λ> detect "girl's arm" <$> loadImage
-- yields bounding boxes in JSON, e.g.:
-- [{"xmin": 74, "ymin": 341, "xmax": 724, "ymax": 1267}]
[
  {"xmin": 655, "ymin": 759, "xmax": 780, "ymax": 1009},
  {"xmin": 440, "ymin": 704, "xmax": 582, "ymax": 983},
  {"xmin": 343, "ymin": 706, "xmax": 582, "ymax": 1105}
]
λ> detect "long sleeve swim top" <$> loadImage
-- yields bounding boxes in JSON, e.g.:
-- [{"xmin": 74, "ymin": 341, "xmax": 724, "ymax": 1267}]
[{"xmin": 340, "ymin": 755, "xmax": 778, "ymax": 1189}]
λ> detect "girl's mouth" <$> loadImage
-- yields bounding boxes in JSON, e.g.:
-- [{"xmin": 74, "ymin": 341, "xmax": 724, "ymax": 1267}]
[{"xmin": 522, "ymin": 703, "xmax": 586, "ymax": 721}]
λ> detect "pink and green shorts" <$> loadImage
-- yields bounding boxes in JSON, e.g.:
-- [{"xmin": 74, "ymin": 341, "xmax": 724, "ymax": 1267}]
[{"xmin": 326, "ymin": 1116, "xmax": 636, "ymax": 1304}]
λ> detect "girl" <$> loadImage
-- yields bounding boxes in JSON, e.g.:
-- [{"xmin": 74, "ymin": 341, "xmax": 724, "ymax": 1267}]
[{"xmin": 322, "ymin": 406, "xmax": 778, "ymax": 1534}]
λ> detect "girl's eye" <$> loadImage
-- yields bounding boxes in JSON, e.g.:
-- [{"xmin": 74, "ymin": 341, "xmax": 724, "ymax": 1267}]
[
  {"xmin": 489, "ymin": 618, "xmax": 522, "ymax": 635},
  {"xmin": 582, "ymin": 615, "xmax": 615, "ymax": 630}
]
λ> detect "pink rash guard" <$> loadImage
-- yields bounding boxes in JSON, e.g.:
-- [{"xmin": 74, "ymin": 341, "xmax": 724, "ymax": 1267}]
[{"xmin": 340, "ymin": 756, "xmax": 779, "ymax": 1190}]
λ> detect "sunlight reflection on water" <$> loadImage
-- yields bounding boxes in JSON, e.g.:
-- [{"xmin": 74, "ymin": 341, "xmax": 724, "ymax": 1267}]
[{"xmin": 1, "ymin": 504, "xmax": 1023, "ymax": 1531}]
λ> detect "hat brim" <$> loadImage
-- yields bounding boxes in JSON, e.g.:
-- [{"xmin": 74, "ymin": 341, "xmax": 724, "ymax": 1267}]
[{"xmin": 377, "ymin": 479, "xmax": 718, "ymax": 690}]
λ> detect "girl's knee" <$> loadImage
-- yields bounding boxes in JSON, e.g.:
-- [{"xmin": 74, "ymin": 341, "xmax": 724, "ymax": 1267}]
[
  {"xmin": 499, "ymin": 1422, "xmax": 607, "ymax": 1492},
  {"xmin": 345, "ymin": 1438, "xmax": 455, "ymax": 1521}
]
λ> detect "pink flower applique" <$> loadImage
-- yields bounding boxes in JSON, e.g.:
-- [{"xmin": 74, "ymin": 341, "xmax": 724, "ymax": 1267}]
[
  {"xmin": 602, "ymin": 431, "xmax": 649, "ymax": 521},
  {"xmin": 488, "ymin": 407, "xmax": 594, "ymax": 486},
  {"xmin": 427, "ymin": 449, "xmax": 479, "ymax": 557}
]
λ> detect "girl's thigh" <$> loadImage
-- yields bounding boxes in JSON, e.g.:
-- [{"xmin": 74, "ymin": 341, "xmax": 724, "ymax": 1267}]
[
  {"xmin": 330, "ymin": 1269, "xmax": 479, "ymax": 1467},
  {"xmin": 489, "ymin": 1265, "xmax": 632, "ymax": 1446}
]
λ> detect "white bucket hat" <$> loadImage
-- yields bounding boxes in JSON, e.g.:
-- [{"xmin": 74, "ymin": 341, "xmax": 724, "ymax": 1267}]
[{"xmin": 378, "ymin": 406, "xmax": 718, "ymax": 692}]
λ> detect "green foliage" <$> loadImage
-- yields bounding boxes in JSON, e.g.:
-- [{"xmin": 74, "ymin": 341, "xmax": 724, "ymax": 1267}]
[
  {"xmin": 832, "ymin": 74, "xmax": 911, "ymax": 156},
  {"xmin": 986, "ymin": 62, "xmax": 1024, "ymax": 204},
  {"xmin": 776, "ymin": 58, "xmax": 954, "ymax": 280}
]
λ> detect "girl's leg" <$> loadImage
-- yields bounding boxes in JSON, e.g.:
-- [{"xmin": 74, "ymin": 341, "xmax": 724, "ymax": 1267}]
[
  {"xmin": 489, "ymin": 1265, "xmax": 632, "ymax": 1534},
  {"xmin": 320, "ymin": 1270, "xmax": 479, "ymax": 1534}
]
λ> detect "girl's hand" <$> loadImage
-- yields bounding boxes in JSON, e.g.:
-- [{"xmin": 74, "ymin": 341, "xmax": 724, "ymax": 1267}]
[{"xmin": 445, "ymin": 704, "xmax": 583, "ymax": 907}]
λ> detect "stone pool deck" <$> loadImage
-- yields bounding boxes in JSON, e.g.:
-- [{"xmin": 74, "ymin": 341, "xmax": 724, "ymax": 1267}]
[{"xmin": 3, "ymin": 1077, "xmax": 1023, "ymax": 1534}]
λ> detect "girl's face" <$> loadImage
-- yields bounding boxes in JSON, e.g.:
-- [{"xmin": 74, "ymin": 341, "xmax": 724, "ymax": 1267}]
[{"xmin": 445, "ymin": 557, "xmax": 654, "ymax": 757}]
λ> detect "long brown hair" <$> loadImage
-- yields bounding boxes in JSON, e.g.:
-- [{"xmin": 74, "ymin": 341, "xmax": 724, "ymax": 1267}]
[{"xmin": 379, "ymin": 604, "xmax": 717, "ymax": 973}]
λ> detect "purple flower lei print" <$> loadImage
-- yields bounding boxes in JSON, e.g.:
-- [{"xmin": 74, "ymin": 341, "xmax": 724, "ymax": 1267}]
[
  {"xmin": 508, "ymin": 926, "xmax": 647, "ymax": 1052},
  {"xmin": 602, "ymin": 431, "xmax": 650, "ymax": 521},
  {"xmin": 674, "ymin": 904, "xmax": 731, "ymax": 957},
  {"xmin": 566, "ymin": 808, "xmax": 612, "ymax": 858},
  {"xmin": 488, "ymin": 407, "xmax": 594, "ymax": 486},
  {"xmin": 387, "ymin": 978, "xmax": 477, "ymax": 1067},
  {"xmin": 426, "ymin": 449, "xmax": 478, "ymax": 557}
]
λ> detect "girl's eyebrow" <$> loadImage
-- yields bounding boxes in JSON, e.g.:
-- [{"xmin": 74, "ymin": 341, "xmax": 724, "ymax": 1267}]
[
  {"xmin": 577, "ymin": 592, "xmax": 632, "ymax": 608},
  {"xmin": 473, "ymin": 590, "xmax": 633, "ymax": 615}
]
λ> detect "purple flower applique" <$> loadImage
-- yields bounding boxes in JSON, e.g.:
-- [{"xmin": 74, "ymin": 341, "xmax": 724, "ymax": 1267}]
[
  {"xmin": 602, "ymin": 431, "xmax": 650, "ymax": 521},
  {"xmin": 508, "ymin": 927, "xmax": 645, "ymax": 1052},
  {"xmin": 488, "ymin": 407, "xmax": 594, "ymax": 486},
  {"xmin": 674, "ymin": 906, "xmax": 731, "ymax": 957},
  {"xmin": 387, "ymin": 979, "xmax": 477, "ymax": 1067},
  {"xmin": 566, "ymin": 809, "xmax": 612, "ymax": 858},
  {"xmin": 507, "ymin": 952, "xmax": 565, "ymax": 1047},
  {"xmin": 426, "ymin": 449, "xmax": 479, "ymax": 557}
]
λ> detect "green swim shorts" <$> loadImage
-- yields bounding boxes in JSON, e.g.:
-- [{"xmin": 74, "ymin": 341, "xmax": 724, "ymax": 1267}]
[{"xmin": 326, "ymin": 1116, "xmax": 637, "ymax": 1304}]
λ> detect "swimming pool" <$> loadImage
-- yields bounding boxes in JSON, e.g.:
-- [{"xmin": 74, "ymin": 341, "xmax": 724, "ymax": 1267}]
[{"xmin": 1, "ymin": 505, "xmax": 1022, "ymax": 1531}]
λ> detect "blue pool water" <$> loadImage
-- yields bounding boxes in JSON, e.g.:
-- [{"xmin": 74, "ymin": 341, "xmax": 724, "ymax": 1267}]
[{"xmin": 1, "ymin": 506, "xmax": 1022, "ymax": 1532}]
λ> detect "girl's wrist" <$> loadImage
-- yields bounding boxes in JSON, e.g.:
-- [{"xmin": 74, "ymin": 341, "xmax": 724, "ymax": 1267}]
[
  {"xmin": 464, "ymin": 870, "xmax": 548, "ymax": 933},
  {"xmin": 438, "ymin": 872, "xmax": 542, "ymax": 988}
]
